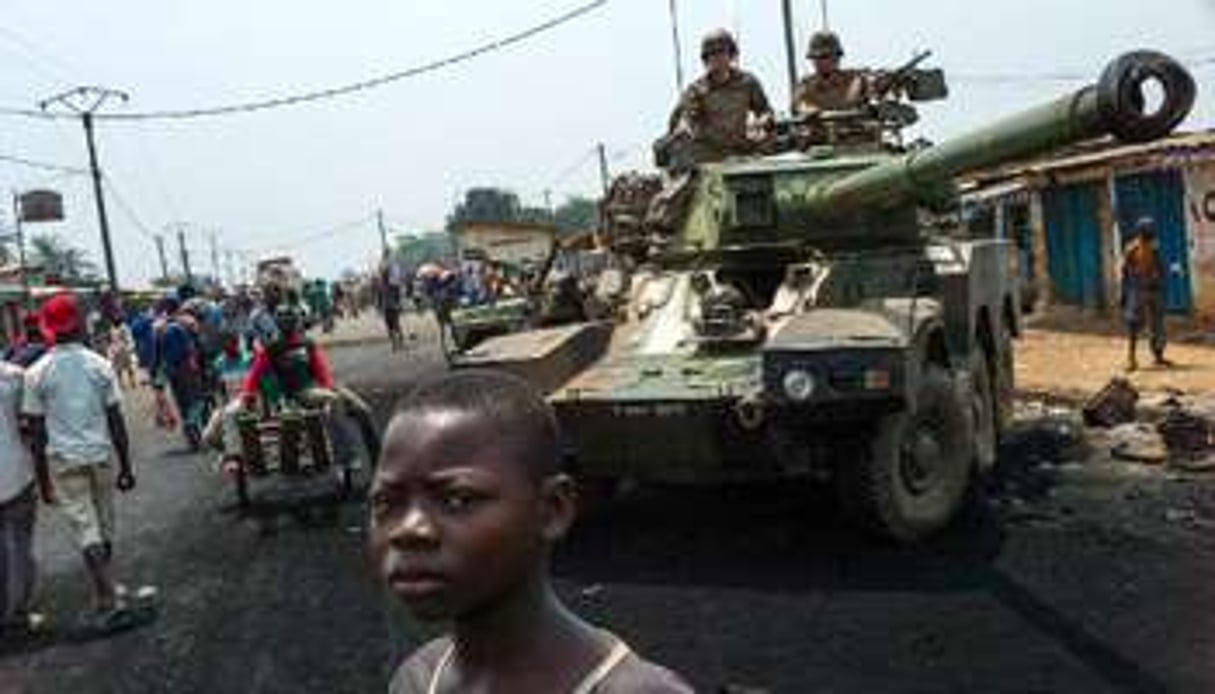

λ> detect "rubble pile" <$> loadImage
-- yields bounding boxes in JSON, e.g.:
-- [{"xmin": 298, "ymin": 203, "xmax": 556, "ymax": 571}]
[
  {"xmin": 1083, "ymin": 378, "xmax": 1215, "ymax": 470},
  {"xmin": 1082, "ymin": 377, "xmax": 1137, "ymax": 427}
]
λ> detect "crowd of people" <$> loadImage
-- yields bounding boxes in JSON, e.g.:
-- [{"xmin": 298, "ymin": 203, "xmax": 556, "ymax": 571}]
[{"xmin": 0, "ymin": 269, "xmax": 380, "ymax": 640}]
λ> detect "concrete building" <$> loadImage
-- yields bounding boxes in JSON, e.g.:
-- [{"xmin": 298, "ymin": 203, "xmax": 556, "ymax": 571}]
[
  {"xmin": 962, "ymin": 131, "xmax": 1215, "ymax": 329},
  {"xmin": 453, "ymin": 221, "xmax": 556, "ymax": 268}
]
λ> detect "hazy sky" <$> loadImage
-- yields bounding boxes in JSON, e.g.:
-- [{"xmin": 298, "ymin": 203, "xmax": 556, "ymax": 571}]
[{"xmin": 1, "ymin": 0, "xmax": 1213, "ymax": 285}]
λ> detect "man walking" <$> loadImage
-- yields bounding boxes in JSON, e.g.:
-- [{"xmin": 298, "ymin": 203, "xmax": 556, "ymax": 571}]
[
  {"xmin": 0, "ymin": 358, "xmax": 43, "ymax": 636},
  {"xmin": 23, "ymin": 293, "xmax": 149, "ymax": 632},
  {"xmin": 1121, "ymin": 217, "xmax": 1171, "ymax": 371}
]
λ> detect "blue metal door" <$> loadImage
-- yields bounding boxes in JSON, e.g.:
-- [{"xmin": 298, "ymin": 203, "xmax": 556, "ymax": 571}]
[
  {"xmin": 1042, "ymin": 183, "xmax": 1104, "ymax": 308},
  {"xmin": 1114, "ymin": 170, "xmax": 1192, "ymax": 313}
]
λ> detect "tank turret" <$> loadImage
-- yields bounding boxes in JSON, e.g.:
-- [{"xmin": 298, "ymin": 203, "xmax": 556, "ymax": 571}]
[{"xmin": 699, "ymin": 51, "xmax": 1195, "ymax": 251}]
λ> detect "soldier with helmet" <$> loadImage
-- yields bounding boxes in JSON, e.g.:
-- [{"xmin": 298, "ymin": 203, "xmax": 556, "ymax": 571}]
[
  {"xmin": 793, "ymin": 31, "xmax": 886, "ymax": 116},
  {"xmin": 664, "ymin": 29, "xmax": 775, "ymax": 165}
]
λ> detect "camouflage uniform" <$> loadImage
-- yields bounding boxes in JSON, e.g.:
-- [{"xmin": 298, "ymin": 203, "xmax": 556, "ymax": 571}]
[
  {"xmin": 797, "ymin": 31, "xmax": 881, "ymax": 114},
  {"xmin": 792, "ymin": 69, "xmax": 874, "ymax": 114},
  {"xmin": 669, "ymin": 69, "xmax": 773, "ymax": 164}
]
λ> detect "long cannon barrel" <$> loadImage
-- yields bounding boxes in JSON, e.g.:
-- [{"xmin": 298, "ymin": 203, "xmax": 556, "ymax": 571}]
[{"xmin": 807, "ymin": 51, "xmax": 1196, "ymax": 214}]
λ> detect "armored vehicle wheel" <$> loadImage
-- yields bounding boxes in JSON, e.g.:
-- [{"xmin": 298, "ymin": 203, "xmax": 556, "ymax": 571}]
[
  {"xmin": 845, "ymin": 364, "xmax": 972, "ymax": 543},
  {"xmin": 969, "ymin": 351, "xmax": 998, "ymax": 472}
]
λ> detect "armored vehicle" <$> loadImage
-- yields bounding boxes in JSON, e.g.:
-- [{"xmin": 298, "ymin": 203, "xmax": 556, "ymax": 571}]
[{"xmin": 455, "ymin": 51, "xmax": 1195, "ymax": 541}]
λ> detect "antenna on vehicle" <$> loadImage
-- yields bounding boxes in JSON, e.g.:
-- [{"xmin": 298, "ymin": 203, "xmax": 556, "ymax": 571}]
[
  {"xmin": 668, "ymin": 0, "xmax": 685, "ymax": 93},
  {"xmin": 781, "ymin": 0, "xmax": 799, "ymax": 101},
  {"xmin": 820, "ymin": 0, "xmax": 830, "ymax": 30}
]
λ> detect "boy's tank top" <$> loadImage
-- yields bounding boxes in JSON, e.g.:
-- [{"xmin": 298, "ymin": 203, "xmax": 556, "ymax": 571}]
[{"xmin": 389, "ymin": 632, "xmax": 695, "ymax": 694}]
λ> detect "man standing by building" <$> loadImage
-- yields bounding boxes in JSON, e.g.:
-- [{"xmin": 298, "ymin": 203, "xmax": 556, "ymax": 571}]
[
  {"xmin": 1121, "ymin": 217, "xmax": 1171, "ymax": 371},
  {"xmin": 23, "ymin": 293, "xmax": 149, "ymax": 633},
  {"xmin": 664, "ymin": 29, "xmax": 775, "ymax": 166}
]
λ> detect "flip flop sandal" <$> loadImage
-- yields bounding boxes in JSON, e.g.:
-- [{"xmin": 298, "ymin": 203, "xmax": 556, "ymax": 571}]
[{"xmin": 84, "ymin": 606, "xmax": 141, "ymax": 635}]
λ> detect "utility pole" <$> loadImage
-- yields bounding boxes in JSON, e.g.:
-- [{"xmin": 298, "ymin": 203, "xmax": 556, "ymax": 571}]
[
  {"xmin": 596, "ymin": 143, "xmax": 610, "ymax": 198},
  {"xmin": 40, "ymin": 86, "xmax": 129, "ymax": 292},
  {"xmin": 177, "ymin": 227, "xmax": 192, "ymax": 284},
  {"xmin": 209, "ymin": 231, "xmax": 220, "ymax": 286},
  {"xmin": 10, "ymin": 192, "xmax": 30, "ymax": 308},
  {"xmin": 154, "ymin": 234, "xmax": 169, "ymax": 281},
  {"xmin": 782, "ymin": 0, "xmax": 800, "ymax": 101},
  {"xmin": 667, "ymin": 0, "xmax": 685, "ymax": 94},
  {"xmin": 376, "ymin": 209, "xmax": 388, "ymax": 256}
]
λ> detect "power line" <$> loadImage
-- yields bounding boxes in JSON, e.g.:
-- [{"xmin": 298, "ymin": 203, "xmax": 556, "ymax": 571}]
[
  {"xmin": 0, "ymin": 0, "xmax": 607, "ymax": 123},
  {"xmin": 546, "ymin": 146, "xmax": 599, "ymax": 190},
  {"xmin": 0, "ymin": 152, "xmax": 88, "ymax": 175},
  {"xmin": 101, "ymin": 173, "xmax": 159, "ymax": 241},
  {"xmin": 0, "ymin": 25, "xmax": 80, "ymax": 83},
  {"xmin": 250, "ymin": 214, "xmax": 376, "ymax": 252}
]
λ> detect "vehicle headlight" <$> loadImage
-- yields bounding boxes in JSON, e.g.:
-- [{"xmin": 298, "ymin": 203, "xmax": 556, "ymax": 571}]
[{"xmin": 782, "ymin": 369, "xmax": 816, "ymax": 402}]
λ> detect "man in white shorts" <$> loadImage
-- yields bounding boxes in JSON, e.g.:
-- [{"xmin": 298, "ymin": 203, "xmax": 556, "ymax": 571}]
[{"xmin": 23, "ymin": 293, "xmax": 146, "ymax": 632}]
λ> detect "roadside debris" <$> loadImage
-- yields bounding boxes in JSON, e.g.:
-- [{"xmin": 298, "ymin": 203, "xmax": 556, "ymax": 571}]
[
  {"xmin": 1158, "ymin": 408, "xmax": 1214, "ymax": 459},
  {"xmin": 1082, "ymin": 378, "xmax": 1138, "ymax": 427},
  {"xmin": 1108, "ymin": 423, "xmax": 1169, "ymax": 464}
]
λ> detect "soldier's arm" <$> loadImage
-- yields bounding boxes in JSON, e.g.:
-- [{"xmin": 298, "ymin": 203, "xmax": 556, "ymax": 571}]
[
  {"xmin": 749, "ymin": 75, "xmax": 775, "ymax": 123},
  {"xmin": 668, "ymin": 85, "xmax": 698, "ymax": 133}
]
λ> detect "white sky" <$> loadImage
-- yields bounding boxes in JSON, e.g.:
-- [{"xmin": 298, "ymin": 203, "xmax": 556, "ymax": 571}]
[{"xmin": 1, "ymin": 0, "xmax": 1213, "ymax": 285}]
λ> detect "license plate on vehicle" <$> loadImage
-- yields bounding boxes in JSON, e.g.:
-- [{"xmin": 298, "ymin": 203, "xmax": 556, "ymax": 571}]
[{"xmin": 612, "ymin": 403, "xmax": 688, "ymax": 418}]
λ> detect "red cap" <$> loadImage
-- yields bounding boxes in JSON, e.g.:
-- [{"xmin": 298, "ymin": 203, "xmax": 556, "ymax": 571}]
[{"xmin": 40, "ymin": 292, "xmax": 81, "ymax": 339}]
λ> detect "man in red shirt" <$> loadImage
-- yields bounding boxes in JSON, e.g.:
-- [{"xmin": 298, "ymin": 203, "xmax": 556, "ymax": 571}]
[{"xmin": 211, "ymin": 305, "xmax": 374, "ymax": 476}]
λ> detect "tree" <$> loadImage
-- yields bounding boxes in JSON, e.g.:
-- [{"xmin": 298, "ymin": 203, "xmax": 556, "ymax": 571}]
[
  {"xmin": 446, "ymin": 187, "xmax": 522, "ymax": 231},
  {"xmin": 394, "ymin": 231, "xmax": 456, "ymax": 270},
  {"xmin": 28, "ymin": 234, "xmax": 99, "ymax": 283}
]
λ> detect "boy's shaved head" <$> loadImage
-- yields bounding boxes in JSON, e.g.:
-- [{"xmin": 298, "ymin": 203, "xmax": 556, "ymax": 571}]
[{"xmin": 392, "ymin": 370, "xmax": 560, "ymax": 480}]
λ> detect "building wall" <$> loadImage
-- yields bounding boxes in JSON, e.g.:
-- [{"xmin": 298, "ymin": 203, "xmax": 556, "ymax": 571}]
[
  {"xmin": 1183, "ymin": 160, "xmax": 1215, "ymax": 325},
  {"xmin": 456, "ymin": 225, "xmax": 554, "ymax": 268}
]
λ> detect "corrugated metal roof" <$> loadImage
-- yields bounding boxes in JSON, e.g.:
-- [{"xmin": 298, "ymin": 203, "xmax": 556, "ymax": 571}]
[{"xmin": 966, "ymin": 130, "xmax": 1215, "ymax": 185}]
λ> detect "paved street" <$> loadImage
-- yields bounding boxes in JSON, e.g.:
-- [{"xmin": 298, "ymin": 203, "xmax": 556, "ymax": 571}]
[{"xmin": 2, "ymin": 324, "xmax": 1214, "ymax": 693}]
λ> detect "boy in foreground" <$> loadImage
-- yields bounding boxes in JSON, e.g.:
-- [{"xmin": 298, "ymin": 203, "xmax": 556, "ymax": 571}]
[{"xmin": 369, "ymin": 370, "xmax": 692, "ymax": 693}]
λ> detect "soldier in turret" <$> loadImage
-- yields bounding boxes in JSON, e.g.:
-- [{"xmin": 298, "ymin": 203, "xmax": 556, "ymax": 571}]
[
  {"xmin": 664, "ymin": 29, "xmax": 775, "ymax": 165},
  {"xmin": 793, "ymin": 31, "xmax": 886, "ymax": 116}
]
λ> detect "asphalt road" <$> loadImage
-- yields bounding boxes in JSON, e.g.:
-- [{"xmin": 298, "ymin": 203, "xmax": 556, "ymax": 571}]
[{"xmin": 2, "ymin": 334, "xmax": 1213, "ymax": 693}]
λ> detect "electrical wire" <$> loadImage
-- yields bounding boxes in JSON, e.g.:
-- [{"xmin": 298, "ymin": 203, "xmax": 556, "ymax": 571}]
[
  {"xmin": 0, "ymin": 152, "xmax": 88, "ymax": 175},
  {"xmin": 101, "ymin": 174, "xmax": 160, "ymax": 241},
  {"xmin": 0, "ymin": 0, "xmax": 607, "ymax": 123},
  {"xmin": 250, "ymin": 214, "xmax": 377, "ymax": 251},
  {"xmin": 545, "ymin": 146, "xmax": 599, "ymax": 190},
  {"xmin": 0, "ymin": 25, "xmax": 80, "ymax": 84}
]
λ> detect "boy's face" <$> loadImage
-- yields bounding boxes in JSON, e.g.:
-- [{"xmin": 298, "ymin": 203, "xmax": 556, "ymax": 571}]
[{"xmin": 369, "ymin": 409, "xmax": 574, "ymax": 622}]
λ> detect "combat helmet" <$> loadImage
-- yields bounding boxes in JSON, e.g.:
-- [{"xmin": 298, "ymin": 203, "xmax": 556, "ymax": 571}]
[
  {"xmin": 807, "ymin": 30, "xmax": 843, "ymax": 59},
  {"xmin": 701, "ymin": 29, "xmax": 738, "ymax": 59}
]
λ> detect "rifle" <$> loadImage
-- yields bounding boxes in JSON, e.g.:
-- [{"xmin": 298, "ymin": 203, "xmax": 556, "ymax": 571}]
[{"xmin": 874, "ymin": 49, "xmax": 934, "ymax": 100}]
